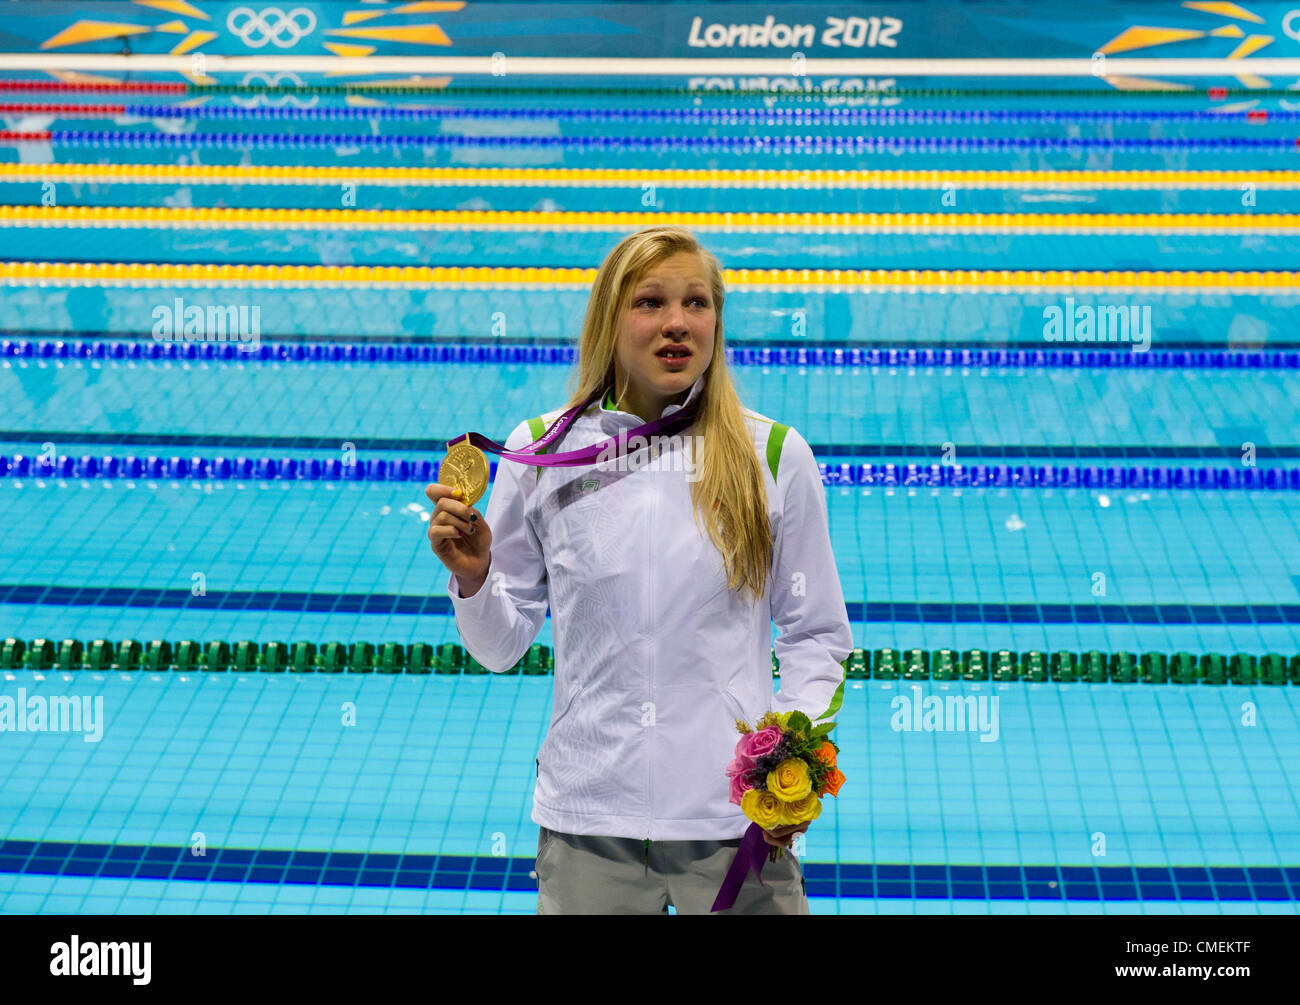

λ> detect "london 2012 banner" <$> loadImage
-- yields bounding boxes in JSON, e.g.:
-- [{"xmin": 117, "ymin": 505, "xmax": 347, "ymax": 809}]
[{"xmin": 0, "ymin": 1, "xmax": 1297, "ymax": 59}]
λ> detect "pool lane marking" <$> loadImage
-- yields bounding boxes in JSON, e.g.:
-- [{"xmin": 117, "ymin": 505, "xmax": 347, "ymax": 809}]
[
  {"xmin": 2, "ymin": 838, "xmax": 1280, "ymax": 901},
  {"xmin": 2, "ymin": 583, "xmax": 1298, "ymax": 625}
]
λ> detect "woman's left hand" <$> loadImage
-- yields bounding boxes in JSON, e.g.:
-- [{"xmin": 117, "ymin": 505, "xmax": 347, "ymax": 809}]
[{"xmin": 761, "ymin": 821, "xmax": 810, "ymax": 849}]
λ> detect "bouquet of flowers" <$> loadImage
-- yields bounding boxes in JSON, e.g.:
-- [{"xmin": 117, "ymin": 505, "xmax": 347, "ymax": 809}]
[
  {"xmin": 726, "ymin": 709, "xmax": 846, "ymax": 863},
  {"xmin": 711, "ymin": 708, "xmax": 845, "ymax": 910}
]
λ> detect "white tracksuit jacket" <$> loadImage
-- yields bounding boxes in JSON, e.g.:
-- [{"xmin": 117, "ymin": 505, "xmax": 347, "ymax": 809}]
[{"xmin": 446, "ymin": 375, "xmax": 853, "ymax": 841}]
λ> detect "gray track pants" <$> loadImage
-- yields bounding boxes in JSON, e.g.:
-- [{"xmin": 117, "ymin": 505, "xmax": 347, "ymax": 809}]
[{"xmin": 535, "ymin": 825, "xmax": 811, "ymax": 915}]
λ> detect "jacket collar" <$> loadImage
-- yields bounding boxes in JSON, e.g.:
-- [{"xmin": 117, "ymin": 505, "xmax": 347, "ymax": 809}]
[{"xmin": 599, "ymin": 374, "xmax": 705, "ymax": 425}]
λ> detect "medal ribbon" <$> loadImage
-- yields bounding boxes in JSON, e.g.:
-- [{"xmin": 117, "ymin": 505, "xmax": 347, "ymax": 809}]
[
  {"xmin": 710, "ymin": 823, "xmax": 770, "ymax": 912},
  {"xmin": 452, "ymin": 387, "xmax": 701, "ymax": 467}
]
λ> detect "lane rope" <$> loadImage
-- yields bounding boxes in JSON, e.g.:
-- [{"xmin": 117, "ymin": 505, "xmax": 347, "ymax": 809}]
[
  {"xmin": 0, "ymin": 101, "xmax": 1295, "ymax": 125},
  {"xmin": 6, "ymin": 128, "xmax": 1299, "ymax": 152},
  {"xmin": 2, "ymin": 633, "xmax": 1295, "ymax": 683},
  {"xmin": 7, "ymin": 336, "xmax": 1298, "ymax": 370},
  {"xmin": 2, "ymin": 451, "xmax": 1297, "ymax": 492},
  {"xmin": 4, "ymin": 162, "xmax": 1299, "ymax": 189},
  {"xmin": 1, "ymin": 261, "xmax": 1295, "ymax": 292},
  {"xmin": 4, "ymin": 203, "xmax": 1299, "ymax": 234}
]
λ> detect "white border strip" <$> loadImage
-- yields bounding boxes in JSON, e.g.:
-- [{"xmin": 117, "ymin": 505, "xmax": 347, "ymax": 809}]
[{"xmin": 3, "ymin": 55, "xmax": 1300, "ymax": 77}]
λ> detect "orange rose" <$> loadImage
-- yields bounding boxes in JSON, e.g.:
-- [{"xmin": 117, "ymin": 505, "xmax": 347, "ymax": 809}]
[
  {"xmin": 814, "ymin": 741, "xmax": 836, "ymax": 768},
  {"xmin": 816, "ymin": 768, "xmax": 846, "ymax": 798}
]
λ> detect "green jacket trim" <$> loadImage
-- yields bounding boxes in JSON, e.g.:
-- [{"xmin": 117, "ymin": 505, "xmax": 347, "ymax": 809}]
[
  {"xmin": 526, "ymin": 415, "xmax": 548, "ymax": 481},
  {"xmin": 815, "ymin": 674, "xmax": 845, "ymax": 721},
  {"xmin": 765, "ymin": 421, "xmax": 790, "ymax": 483}
]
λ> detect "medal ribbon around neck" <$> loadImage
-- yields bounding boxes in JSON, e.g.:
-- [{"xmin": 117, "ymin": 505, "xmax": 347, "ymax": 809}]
[{"xmin": 439, "ymin": 387, "xmax": 702, "ymax": 505}]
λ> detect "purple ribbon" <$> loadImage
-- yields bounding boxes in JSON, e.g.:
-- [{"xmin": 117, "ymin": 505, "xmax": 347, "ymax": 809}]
[
  {"xmin": 710, "ymin": 823, "xmax": 769, "ymax": 912},
  {"xmin": 452, "ymin": 388, "xmax": 701, "ymax": 467}
]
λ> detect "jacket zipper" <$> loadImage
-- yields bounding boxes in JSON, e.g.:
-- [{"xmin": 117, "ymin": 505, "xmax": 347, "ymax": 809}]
[{"xmin": 645, "ymin": 444, "xmax": 658, "ymax": 853}]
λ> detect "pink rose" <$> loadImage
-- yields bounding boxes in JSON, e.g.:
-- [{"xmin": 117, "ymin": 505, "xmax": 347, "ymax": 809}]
[
  {"xmin": 725, "ymin": 756, "xmax": 755, "ymax": 806},
  {"xmin": 728, "ymin": 767, "xmax": 755, "ymax": 806},
  {"xmin": 735, "ymin": 725, "xmax": 782, "ymax": 761}
]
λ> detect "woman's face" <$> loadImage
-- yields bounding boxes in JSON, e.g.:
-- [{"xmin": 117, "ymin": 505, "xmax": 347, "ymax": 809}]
[{"xmin": 613, "ymin": 251, "xmax": 716, "ymax": 413}]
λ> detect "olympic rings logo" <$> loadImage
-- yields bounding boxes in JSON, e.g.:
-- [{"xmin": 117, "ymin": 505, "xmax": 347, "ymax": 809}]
[
  {"xmin": 1283, "ymin": 9, "xmax": 1300, "ymax": 44},
  {"xmin": 231, "ymin": 71, "xmax": 319, "ymax": 108},
  {"xmin": 226, "ymin": 6, "xmax": 317, "ymax": 49}
]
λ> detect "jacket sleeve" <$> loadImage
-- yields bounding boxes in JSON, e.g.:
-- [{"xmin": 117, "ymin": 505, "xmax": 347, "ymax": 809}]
[
  {"xmin": 767, "ymin": 426, "xmax": 854, "ymax": 722},
  {"xmin": 445, "ymin": 419, "xmax": 549, "ymax": 673}
]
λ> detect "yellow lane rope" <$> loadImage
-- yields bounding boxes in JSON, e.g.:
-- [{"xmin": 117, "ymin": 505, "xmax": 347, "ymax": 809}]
[
  {"xmin": 2, "ymin": 163, "xmax": 1299, "ymax": 190},
  {"xmin": 3, "ymin": 204, "xmax": 1298, "ymax": 232},
  {"xmin": 2, "ymin": 261, "xmax": 1295, "ymax": 292}
]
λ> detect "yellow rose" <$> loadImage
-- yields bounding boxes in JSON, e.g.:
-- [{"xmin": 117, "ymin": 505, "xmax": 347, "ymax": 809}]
[
  {"xmin": 740, "ymin": 788, "xmax": 782, "ymax": 830},
  {"xmin": 777, "ymin": 793, "xmax": 823, "ymax": 826},
  {"xmin": 767, "ymin": 758, "xmax": 812, "ymax": 802},
  {"xmin": 776, "ymin": 711, "xmax": 792, "ymax": 729}
]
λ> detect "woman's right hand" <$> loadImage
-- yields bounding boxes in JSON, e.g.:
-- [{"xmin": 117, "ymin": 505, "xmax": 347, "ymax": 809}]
[{"xmin": 425, "ymin": 483, "xmax": 492, "ymax": 596}]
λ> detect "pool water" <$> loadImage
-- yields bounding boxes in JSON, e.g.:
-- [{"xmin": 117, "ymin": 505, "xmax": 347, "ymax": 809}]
[{"xmin": 0, "ymin": 75, "xmax": 1298, "ymax": 915}]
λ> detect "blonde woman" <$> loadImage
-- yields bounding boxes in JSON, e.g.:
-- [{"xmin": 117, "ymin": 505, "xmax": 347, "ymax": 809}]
[{"xmin": 426, "ymin": 226, "xmax": 852, "ymax": 915}]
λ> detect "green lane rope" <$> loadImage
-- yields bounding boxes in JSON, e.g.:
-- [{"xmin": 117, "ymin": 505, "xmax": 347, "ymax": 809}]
[{"xmin": 3, "ymin": 637, "xmax": 1297, "ymax": 684}]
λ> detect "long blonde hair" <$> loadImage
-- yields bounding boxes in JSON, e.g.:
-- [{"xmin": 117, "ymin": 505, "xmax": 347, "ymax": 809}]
[{"xmin": 564, "ymin": 226, "xmax": 774, "ymax": 602}]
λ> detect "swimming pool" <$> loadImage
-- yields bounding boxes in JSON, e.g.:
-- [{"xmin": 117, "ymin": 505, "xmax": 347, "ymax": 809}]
[{"xmin": 1, "ymin": 64, "xmax": 1298, "ymax": 915}]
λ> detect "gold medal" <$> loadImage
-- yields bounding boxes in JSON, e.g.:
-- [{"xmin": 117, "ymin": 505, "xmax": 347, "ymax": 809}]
[{"xmin": 438, "ymin": 438, "xmax": 489, "ymax": 508}]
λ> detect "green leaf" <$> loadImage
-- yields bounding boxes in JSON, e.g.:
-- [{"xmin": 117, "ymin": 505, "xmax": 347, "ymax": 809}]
[{"xmin": 787, "ymin": 710, "xmax": 812, "ymax": 734}]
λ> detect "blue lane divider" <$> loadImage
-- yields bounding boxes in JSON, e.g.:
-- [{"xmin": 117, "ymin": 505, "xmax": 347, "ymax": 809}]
[
  {"xmin": 6, "ymin": 431, "xmax": 1289, "ymax": 459},
  {"xmin": 3, "ymin": 452, "xmax": 1297, "ymax": 491},
  {"xmin": 5, "ymin": 339, "xmax": 1299, "ymax": 371},
  {"xmin": 81, "ymin": 103, "xmax": 1300, "ymax": 126},
  {"xmin": 36, "ymin": 130, "xmax": 1300, "ymax": 152},
  {"xmin": 4, "ymin": 582, "xmax": 1300, "ymax": 625}
]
